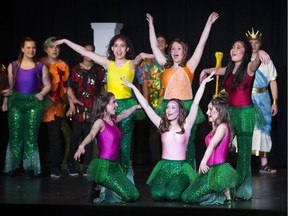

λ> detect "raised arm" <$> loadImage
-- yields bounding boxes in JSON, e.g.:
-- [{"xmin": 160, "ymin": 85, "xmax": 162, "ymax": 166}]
[
  {"xmin": 186, "ymin": 71, "xmax": 215, "ymax": 128},
  {"xmin": 54, "ymin": 39, "xmax": 109, "ymax": 68},
  {"xmin": 187, "ymin": 12, "xmax": 219, "ymax": 72},
  {"xmin": 146, "ymin": 13, "xmax": 167, "ymax": 66},
  {"xmin": 131, "ymin": 52, "xmax": 154, "ymax": 69},
  {"xmin": 248, "ymin": 49, "xmax": 269, "ymax": 75},
  {"xmin": 121, "ymin": 77, "xmax": 161, "ymax": 128}
]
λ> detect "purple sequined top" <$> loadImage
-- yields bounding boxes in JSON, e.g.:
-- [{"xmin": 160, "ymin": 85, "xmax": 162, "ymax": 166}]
[
  {"xmin": 13, "ymin": 61, "xmax": 43, "ymax": 93},
  {"xmin": 97, "ymin": 119, "xmax": 122, "ymax": 161}
]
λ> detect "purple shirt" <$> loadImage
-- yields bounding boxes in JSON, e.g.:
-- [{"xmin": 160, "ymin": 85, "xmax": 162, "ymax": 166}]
[{"xmin": 13, "ymin": 61, "xmax": 43, "ymax": 93}]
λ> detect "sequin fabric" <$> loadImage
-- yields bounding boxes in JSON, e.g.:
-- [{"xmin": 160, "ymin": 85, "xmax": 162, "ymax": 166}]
[
  {"xmin": 146, "ymin": 159, "xmax": 192, "ymax": 201},
  {"xmin": 229, "ymin": 105, "xmax": 263, "ymax": 200},
  {"xmin": 87, "ymin": 158, "xmax": 139, "ymax": 202},
  {"xmin": 115, "ymin": 98, "xmax": 145, "ymax": 174},
  {"xmin": 4, "ymin": 92, "xmax": 43, "ymax": 175},
  {"xmin": 181, "ymin": 163, "xmax": 236, "ymax": 204},
  {"xmin": 70, "ymin": 63, "xmax": 104, "ymax": 122}
]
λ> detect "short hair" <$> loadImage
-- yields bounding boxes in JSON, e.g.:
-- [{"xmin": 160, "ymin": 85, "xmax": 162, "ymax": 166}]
[{"xmin": 43, "ymin": 36, "xmax": 57, "ymax": 51}]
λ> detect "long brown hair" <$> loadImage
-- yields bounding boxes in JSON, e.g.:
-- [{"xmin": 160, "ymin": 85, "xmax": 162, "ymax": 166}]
[
  {"xmin": 164, "ymin": 38, "xmax": 190, "ymax": 69},
  {"xmin": 209, "ymin": 91, "xmax": 232, "ymax": 143},
  {"xmin": 91, "ymin": 91, "xmax": 115, "ymax": 123},
  {"xmin": 159, "ymin": 98, "xmax": 186, "ymax": 134}
]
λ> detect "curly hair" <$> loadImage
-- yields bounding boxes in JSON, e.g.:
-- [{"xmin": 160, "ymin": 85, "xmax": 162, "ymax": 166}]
[{"xmin": 107, "ymin": 34, "xmax": 135, "ymax": 61}]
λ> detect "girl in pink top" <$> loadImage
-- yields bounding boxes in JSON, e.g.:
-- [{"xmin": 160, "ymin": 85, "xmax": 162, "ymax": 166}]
[
  {"xmin": 181, "ymin": 91, "xmax": 236, "ymax": 205},
  {"xmin": 121, "ymin": 72, "xmax": 215, "ymax": 202},
  {"xmin": 74, "ymin": 91, "xmax": 141, "ymax": 203},
  {"xmin": 54, "ymin": 36, "xmax": 153, "ymax": 179}
]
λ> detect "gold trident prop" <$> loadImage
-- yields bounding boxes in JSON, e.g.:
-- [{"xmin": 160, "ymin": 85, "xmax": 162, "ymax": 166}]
[{"xmin": 214, "ymin": 52, "xmax": 223, "ymax": 97}]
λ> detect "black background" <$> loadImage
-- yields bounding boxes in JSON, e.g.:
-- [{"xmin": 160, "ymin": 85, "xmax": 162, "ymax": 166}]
[{"xmin": 0, "ymin": 0, "xmax": 286, "ymax": 169}]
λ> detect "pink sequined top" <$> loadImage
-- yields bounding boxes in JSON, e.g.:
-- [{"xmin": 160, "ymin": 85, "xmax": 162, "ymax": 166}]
[
  {"xmin": 205, "ymin": 124, "xmax": 230, "ymax": 166},
  {"xmin": 97, "ymin": 119, "xmax": 122, "ymax": 161}
]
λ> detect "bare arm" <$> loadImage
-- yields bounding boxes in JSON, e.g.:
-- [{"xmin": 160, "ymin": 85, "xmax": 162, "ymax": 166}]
[
  {"xmin": 2, "ymin": 63, "xmax": 14, "ymax": 96},
  {"xmin": 187, "ymin": 12, "xmax": 219, "ymax": 72},
  {"xmin": 121, "ymin": 77, "xmax": 161, "ymax": 128},
  {"xmin": 249, "ymin": 51, "xmax": 261, "ymax": 74},
  {"xmin": 36, "ymin": 64, "xmax": 51, "ymax": 101},
  {"xmin": 131, "ymin": 52, "xmax": 154, "ymax": 70},
  {"xmin": 66, "ymin": 87, "xmax": 76, "ymax": 116},
  {"xmin": 115, "ymin": 104, "xmax": 141, "ymax": 123},
  {"xmin": 198, "ymin": 124, "xmax": 228, "ymax": 174},
  {"xmin": 74, "ymin": 119, "xmax": 103, "ymax": 160},
  {"xmin": 2, "ymin": 63, "xmax": 15, "ymax": 98},
  {"xmin": 199, "ymin": 67, "xmax": 226, "ymax": 83},
  {"xmin": 54, "ymin": 39, "xmax": 109, "ymax": 68},
  {"xmin": 1, "ymin": 96, "xmax": 8, "ymax": 112},
  {"xmin": 146, "ymin": 13, "xmax": 167, "ymax": 66},
  {"xmin": 270, "ymin": 79, "xmax": 278, "ymax": 116},
  {"xmin": 186, "ymin": 71, "xmax": 215, "ymax": 128}
]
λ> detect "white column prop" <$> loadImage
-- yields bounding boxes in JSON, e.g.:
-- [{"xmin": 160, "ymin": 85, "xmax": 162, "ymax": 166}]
[{"xmin": 90, "ymin": 23, "xmax": 124, "ymax": 56}]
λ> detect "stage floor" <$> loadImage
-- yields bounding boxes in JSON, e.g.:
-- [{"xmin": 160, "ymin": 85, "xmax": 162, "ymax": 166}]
[{"xmin": 0, "ymin": 165, "xmax": 286, "ymax": 216}]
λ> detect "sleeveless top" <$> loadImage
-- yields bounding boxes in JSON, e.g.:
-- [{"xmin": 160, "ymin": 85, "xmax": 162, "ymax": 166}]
[
  {"xmin": 13, "ymin": 61, "xmax": 43, "ymax": 94},
  {"xmin": 223, "ymin": 73, "xmax": 254, "ymax": 107},
  {"xmin": 107, "ymin": 60, "xmax": 134, "ymax": 99},
  {"xmin": 162, "ymin": 66, "xmax": 194, "ymax": 100},
  {"xmin": 97, "ymin": 119, "xmax": 122, "ymax": 161},
  {"xmin": 206, "ymin": 124, "xmax": 230, "ymax": 165}
]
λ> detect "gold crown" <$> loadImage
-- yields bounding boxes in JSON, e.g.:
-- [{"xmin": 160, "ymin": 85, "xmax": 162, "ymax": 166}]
[{"xmin": 246, "ymin": 27, "xmax": 262, "ymax": 42}]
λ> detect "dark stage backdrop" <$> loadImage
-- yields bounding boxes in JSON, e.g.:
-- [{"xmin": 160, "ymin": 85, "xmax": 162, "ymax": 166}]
[{"xmin": 0, "ymin": 0, "xmax": 286, "ymax": 169}]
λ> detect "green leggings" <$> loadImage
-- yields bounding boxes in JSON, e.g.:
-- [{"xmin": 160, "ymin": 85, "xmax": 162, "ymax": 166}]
[
  {"xmin": 92, "ymin": 161, "xmax": 139, "ymax": 202},
  {"xmin": 235, "ymin": 133, "xmax": 253, "ymax": 200},
  {"xmin": 148, "ymin": 160, "xmax": 191, "ymax": 201}
]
